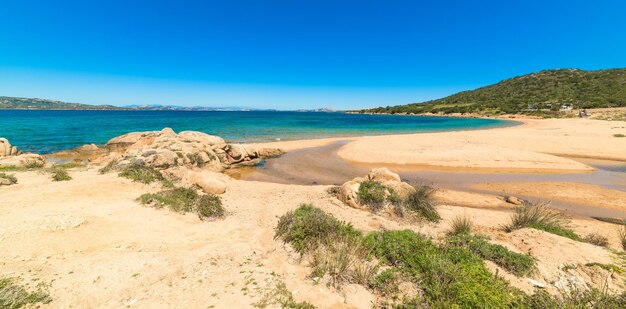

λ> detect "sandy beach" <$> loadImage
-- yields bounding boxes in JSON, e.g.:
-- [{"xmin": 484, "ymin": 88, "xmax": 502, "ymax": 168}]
[{"xmin": 2, "ymin": 116, "xmax": 626, "ymax": 308}]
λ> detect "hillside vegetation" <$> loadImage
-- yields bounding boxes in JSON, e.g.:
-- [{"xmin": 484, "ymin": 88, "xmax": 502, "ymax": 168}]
[{"xmin": 361, "ymin": 68, "xmax": 626, "ymax": 116}]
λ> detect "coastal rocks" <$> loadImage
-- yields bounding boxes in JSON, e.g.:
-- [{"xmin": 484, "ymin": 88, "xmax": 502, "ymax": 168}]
[
  {"xmin": 0, "ymin": 153, "xmax": 47, "ymax": 168},
  {"xmin": 101, "ymin": 128, "xmax": 282, "ymax": 172},
  {"xmin": 338, "ymin": 168, "xmax": 415, "ymax": 210},
  {"xmin": 91, "ymin": 128, "xmax": 283, "ymax": 194},
  {"xmin": 185, "ymin": 170, "xmax": 228, "ymax": 195},
  {"xmin": 0, "ymin": 138, "xmax": 19, "ymax": 157}
]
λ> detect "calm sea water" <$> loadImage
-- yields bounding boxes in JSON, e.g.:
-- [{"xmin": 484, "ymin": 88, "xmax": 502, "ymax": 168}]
[{"xmin": 0, "ymin": 110, "xmax": 513, "ymax": 154}]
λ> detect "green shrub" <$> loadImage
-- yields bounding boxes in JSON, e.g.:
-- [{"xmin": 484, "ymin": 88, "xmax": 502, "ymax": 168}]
[
  {"xmin": 274, "ymin": 204, "xmax": 361, "ymax": 255},
  {"xmin": 505, "ymin": 202, "xmax": 583, "ymax": 241},
  {"xmin": 0, "ymin": 277, "xmax": 52, "ymax": 309},
  {"xmin": 363, "ymin": 230, "xmax": 515, "ymax": 308},
  {"xmin": 584, "ymin": 232, "xmax": 609, "ymax": 247},
  {"xmin": 369, "ymin": 268, "xmax": 400, "ymax": 296},
  {"xmin": 404, "ymin": 185, "xmax": 440, "ymax": 222},
  {"xmin": 448, "ymin": 214, "xmax": 473, "ymax": 235},
  {"xmin": 614, "ymin": 134, "xmax": 625, "ymax": 138},
  {"xmin": 448, "ymin": 233, "xmax": 535, "ymax": 276},
  {"xmin": 0, "ymin": 173, "xmax": 17, "ymax": 185},
  {"xmin": 119, "ymin": 163, "xmax": 163, "ymax": 184},
  {"xmin": 49, "ymin": 168, "xmax": 72, "ymax": 181},
  {"xmin": 22, "ymin": 159, "xmax": 44, "ymax": 169},
  {"xmin": 138, "ymin": 187, "xmax": 224, "ymax": 220},
  {"xmin": 309, "ymin": 235, "xmax": 377, "ymax": 287},
  {"xmin": 186, "ymin": 153, "xmax": 205, "ymax": 167},
  {"xmin": 357, "ymin": 180, "xmax": 386, "ymax": 212},
  {"xmin": 520, "ymin": 288, "xmax": 626, "ymax": 308},
  {"xmin": 98, "ymin": 160, "xmax": 118, "ymax": 174},
  {"xmin": 195, "ymin": 195, "xmax": 224, "ymax": 219}
]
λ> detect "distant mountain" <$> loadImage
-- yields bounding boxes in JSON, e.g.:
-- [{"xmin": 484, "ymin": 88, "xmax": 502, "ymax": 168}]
[
  {"xmin": 358, "ymin": 68, "xmax": 626, "ymax": 116},
  {"xmin": 0, "ymin": 96, "xmax": 123, "ymax": 110},
  {"xmin": 295, "ymin": 108, "xmax": 336, "ymax": 112},
  {"xmin": 0, "ymin": 96, "xmax": 254, "ymax": 111}
]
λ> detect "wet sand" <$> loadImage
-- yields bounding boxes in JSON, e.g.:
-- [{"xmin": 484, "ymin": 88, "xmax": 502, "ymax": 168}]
[{"xmin": 239, "ymin": 141, "xmax": 626, "ymax": 218}]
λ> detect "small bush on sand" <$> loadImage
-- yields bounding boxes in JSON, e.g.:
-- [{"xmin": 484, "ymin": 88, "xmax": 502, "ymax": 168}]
[
  {"xmin": 0, "ymin": 277, "xmax": 52, "ymax": 309},
  {"xmin": 357, "ymin": 180, "xmax": 386, "ymax": 212},
  {"xmin": 254, "ymin": 281, "xmax": 315, "ymax": 308},
  {"xmin": 584, "ymin": 232, "xmax": 609, "ymax": 247},
  {"xmin": 614, "ymin": 133, "xmax": 625, "ymax": 138},
  {"xmin": 448, "ymin": 233, "xmax": 535, "ymax": 276},
  {"xmin": 275, "ymin": 205, "xmax": 372, "ymax": 286},
  {"xmin": 504, "ymin": 201, "xmax": 583, "ymax": 241},
  {"xmin": 98, "ymin": 160, "xmax": 118, "ymax": 174},
  {"xmin": 275, "ymin": 204, "xmax": 360, "ymax": 255},
  {"xmin": 521, "ymin": 288, "xmax": 626, "ymax": 308},
  {"xmin": 309, "ymin": 235, "xmax": 377, "ymax": 286},
  {"xmin": 363, "ymin": 230, "xmax": 515, "ymax": 308},
  {"xmin": 22, "ymin": 159, "xmax": 45, "ymax": 169},
  {"xmin": 138, "ymin": 187, "xmax": 223, "ymax": 219},
  {"xmin": 195, "ymin": 194, "xmax": 224, "ymax": 219},
  {"xmin": 0, "ymin": 173, "xmax": 17, "ymax": 185},
  {"xmin": 403, "ymin": 185, "xmax": 440, "ymax": 222},
  {"xmin": 618, "ymin": 224, "xmax": 626, "ymax": 250},
  {"xmin": 119, "ymin": 163, "xmax": 163, "ymax": 184},
  {"xmin": 448, "ymin": 214, "xmax": 473, "ymax": 235},
  {"xmin": 368, "ymin": 268, "xmax": 400, "ymax": 296},
  {"xmin": 49, "ymin": 168, "xmax": 72, "ymax": 181}
]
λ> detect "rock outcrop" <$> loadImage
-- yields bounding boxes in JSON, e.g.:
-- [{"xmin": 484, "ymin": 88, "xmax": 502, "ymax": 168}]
[
  {"xmin": 86, "ymin": 128, "xmax": 284, "ymax": 194},
  {"xmin": 339, "ymin": 168, "xmax": 415, "ymax": 210},
  {"xmin": 0, "ymin": 153, "xmax": 47, "ymax": 168},
  {"xmin": 0, "ymin": 138, "xmax": 19, "ymax": 157},
  {"xmin": 99, "ymin": 128, "xmax": 283, "ymax": 172}
]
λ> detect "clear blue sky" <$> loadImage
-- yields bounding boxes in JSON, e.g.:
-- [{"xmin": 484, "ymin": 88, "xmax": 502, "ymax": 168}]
[{"xmin": 1, "ymin": 0, "xmax": 625, "ymax": 110}]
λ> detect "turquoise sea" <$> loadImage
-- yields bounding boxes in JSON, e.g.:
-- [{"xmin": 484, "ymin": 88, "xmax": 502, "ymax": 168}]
[{"xmin": 0, "ymin": 110, "xmax": 513, "ymax": 154}]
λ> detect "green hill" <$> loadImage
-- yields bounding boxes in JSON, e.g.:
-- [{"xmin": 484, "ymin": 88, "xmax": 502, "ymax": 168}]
[
  {"xmin": 0, "ymin": 96, "xmax": 122, "ymax": 110},
  {"xmin": 361, "ymin": 68, "xmax": 626, "ymax": 116}
]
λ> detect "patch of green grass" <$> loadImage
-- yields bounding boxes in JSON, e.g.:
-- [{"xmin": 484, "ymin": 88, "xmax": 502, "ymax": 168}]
[
  {"xmin": 584, "ymin": 262, "xmax": 623, "ymax": 273},
  {"xmin": 98, "ymin": 160, "xmax": 118, "ymax": 174},
  {"xmin": 448, "ymin": 233, "xmax": 535, "ymax": 276},
  {"xmin": 448, "ymin": 214, "xmax": 473, "ymax": 235},
  {"xmin": 504, "ymin": 202, "xmax": 583, "ymax": 242},
  {"xmin": 363, "ymin": 230, "xmax": 516, "ymax": 308},
  {"xmin": 253, "ymin": 282, "xmax": 315, "ymax": 308},
  {"xmin": 0, "ymin": 277, "xmax": 52, "ymax": 309},
  {"xmin": 584, "ymin": 232, "xmax": 609, "ymax": 247},
  {"xmin": 357, "ymin": 180, "xmax": 386, "ymax": 212},
  {"xmin": 614, "ymin": 133, "xmax": 625, "ymax": 138},
  {"xmin": 274, "ymin": 204, "xmax": 361, "ymax": 255},
  {"xmin": 0, "ymin": 172, "xmax": 17, "ymax": 185},
  {"xmin": 138, "ymin": 187, "xmax": 224, "ymax": 220},
  {"xmin": 49, "ymin": 168, "xmax": 72, "ymax": 181},
  {"xmin": 368, "ymin": 268, "xmax": 400, "ymax": 296},
  {"xmin": 55, "ymin": 162, "xmax": 84, "ymax": 169},
  {"xmin": 195, "ymin": 194, "xmax": 224, "ymax": 219},
  {"xmin": 119, "ymin": 163, "xmax": 163, "ymax": 184},
  {"xmin": 403, "ymin": 185, "xmax": 440, "ymax": 222},
  {"xmin": 520, "ymin": 288, "xmax": 626, "ymax": 308}
]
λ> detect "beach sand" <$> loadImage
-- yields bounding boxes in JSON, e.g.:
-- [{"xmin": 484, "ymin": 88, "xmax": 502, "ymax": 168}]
[{"xmin": 2, "ymin": 117, "xmax": 626, "ymax": 307}]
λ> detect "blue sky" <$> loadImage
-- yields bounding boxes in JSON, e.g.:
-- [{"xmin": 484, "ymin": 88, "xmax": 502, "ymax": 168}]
[{"xmin": 1, "ymin": 0, "xmax": 625, "ymax": 110}]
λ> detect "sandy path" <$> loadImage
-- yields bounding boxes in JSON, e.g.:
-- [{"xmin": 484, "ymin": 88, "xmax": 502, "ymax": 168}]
[{"xmin": 334, "ymin": 118, "xmax": 625, "ymax": 171}]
